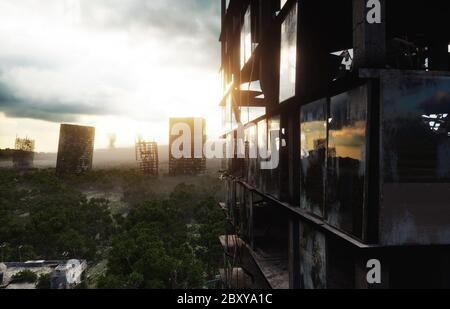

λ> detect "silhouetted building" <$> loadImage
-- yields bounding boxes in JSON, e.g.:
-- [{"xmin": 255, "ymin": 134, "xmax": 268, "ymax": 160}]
[
  {"xmin": 13, "ymin": 137, "xmax": 35, "ymax": 169},
  {"xmin": 135, "ymin": 139, "xmax": 159, "ymax": 176},
  {"xmin": 219, "ymin": 0, "xmax": 450, "ymax": 289},
  {"xmin": 169, "ymin": 118, "xmax": 206, "ymax": 175},
  {"xmin": 56, "ymin": 124, "xmax": 95, "ymax": 175}
]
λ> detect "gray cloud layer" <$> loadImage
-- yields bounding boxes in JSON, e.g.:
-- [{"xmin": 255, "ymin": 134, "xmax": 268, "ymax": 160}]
[
  {"xmin": 0, "ymin": 81, "xmax": 113, "ymax": 122},
  {"xmin": 0, "ymin": 0, "xmax": 220, "ymax": 123}
]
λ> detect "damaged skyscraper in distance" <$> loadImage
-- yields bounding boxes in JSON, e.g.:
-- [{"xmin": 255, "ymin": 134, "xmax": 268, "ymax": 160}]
[
  {"xmin": 169, "ymin": 118, "xmax": 206, "ymax": 176},
  {"xmin": 135, "ymin": 138, "xmax": 159, "ymax": 176},
  {"xmin": 13, "ymin": 137, "xmax": 35, "ymax": 169},
  {"xmin": 56, "ymin": 124, "xmax": 95, "ymax": 175}
]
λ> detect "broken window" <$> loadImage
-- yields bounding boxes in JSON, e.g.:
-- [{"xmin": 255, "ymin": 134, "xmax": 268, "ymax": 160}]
[
  {"xmin": 327, "ymin": 86, "xmax": 368, "ymax": 239},
  {"xmin": 330, "ymin": 49, "xmax": 353, "ymax": 80},
  {"xmin": 240, "ymin": 6, "xmax": 253, "ymax": 69},
  {"xmin": 279, "ymin": 2, "xmax": 298, "ymax": 103},
  {"xmin": 300, "ymin": 99, "xmax": 327, "ymax": 217},
  {"xmin": 386, "ymin": 38, "xmax": 428, "ymax": 70}
]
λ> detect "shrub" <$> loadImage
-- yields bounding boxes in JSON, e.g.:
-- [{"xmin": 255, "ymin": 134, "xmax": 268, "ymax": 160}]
[
  {"xmin": 36, "ymin": 273, "xmax": 51, "ymax": 289},
  {"xmin": 11, "ymin": 269, "xmax": 38, "ymax": 283}
]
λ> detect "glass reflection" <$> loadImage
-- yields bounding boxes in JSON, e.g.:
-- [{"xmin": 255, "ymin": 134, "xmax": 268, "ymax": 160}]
[
  {"xmin": 300, "ymin": 99, "xmax": 327, "ymax": 217},
  {"xmin": 279, "ymin": 3, "xmax": 298, "ymax": 103},
  {"xmin": 382, "ymin": 75, "xmax": 450, "ymax": 182},
  {"xmin": 327, "ymin": 86, "xmax": 368, "ymax": 238}
]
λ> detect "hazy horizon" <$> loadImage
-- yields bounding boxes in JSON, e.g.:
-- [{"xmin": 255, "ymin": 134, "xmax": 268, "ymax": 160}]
[{"xmin": 0, "ymin": 0, "xmax": 223, "ymax": 153}]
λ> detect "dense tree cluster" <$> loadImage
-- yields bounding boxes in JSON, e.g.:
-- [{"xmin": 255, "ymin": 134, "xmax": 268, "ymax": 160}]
[
  {"xmin": 0, "ymin": 168, "xmax": 227, "ymax": 289},
  {"xmin": 98, "ymin": 183, "xmax": 227, "ymax": 289},
  {"xmin": 0, "ymin": 169, "xmax": 113, "ymax": 261}
]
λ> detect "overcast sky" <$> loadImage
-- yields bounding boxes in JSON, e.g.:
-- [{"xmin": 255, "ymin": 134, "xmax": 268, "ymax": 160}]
[{"xmin": 0, "ymin": 0, "xmax": 221, "ymax": 152}]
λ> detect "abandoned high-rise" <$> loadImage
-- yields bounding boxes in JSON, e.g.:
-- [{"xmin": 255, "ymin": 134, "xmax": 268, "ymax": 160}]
[
  {"xmin": 135, "ymin": 139, "xmax": 159, "ymax": 176},
  {"xmin": 56, "ymin": 124, "xmax": 95, "ymax": 175},
  {"xmin": 169, "ymin": 118, "xmax": 206, "ymax": 176},
  {"xmin": 13, "ymin": 137, "xmax": 35, "ymax": 169},
  {"xmin": 218, "ymin": 0, "xmax": 450, "ymax": 288}
]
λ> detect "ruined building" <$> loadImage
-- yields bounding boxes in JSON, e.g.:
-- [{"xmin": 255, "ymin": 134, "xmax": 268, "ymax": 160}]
[
  {"xmin": 135, "ymin": 139, "xmax": 159, "ymax": 176},
  {"xmin": 218, "ymin": 0, "xmax": 450, "ymax": 289},
  {"xmin": 56, "ymin": 124, "xmax": 95, "ymax": 175},
  {"xmin": 13, "ymin": 137, "xmax": 35, "ymax": 169},
  {"xmin": 169, "ymin": 118, "xmax": 206, "ymax": 175}
]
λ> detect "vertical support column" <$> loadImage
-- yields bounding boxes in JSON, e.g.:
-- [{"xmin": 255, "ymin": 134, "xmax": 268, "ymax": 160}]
[
  {"xmin": 353, "ymin": 0, "xmax": 386, "ymax": 69},
  {"xmin": 297, "ymin": 1, "xmax": 331, "ymax": 100},
  {"xmin": 259, "ymin": 0, "xmax": 279, "ymax": 110}
]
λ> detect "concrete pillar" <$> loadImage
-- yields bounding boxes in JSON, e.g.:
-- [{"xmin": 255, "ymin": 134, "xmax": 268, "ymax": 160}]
[{"xmin": 353, "ymin": 0, "xmax": 386, "ymax": 69}]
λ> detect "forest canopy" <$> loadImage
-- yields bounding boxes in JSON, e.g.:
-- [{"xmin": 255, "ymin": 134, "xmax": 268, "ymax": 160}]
[{"xmin": 0, "ymin": 168, "xmax": 227, "ymax": 289}]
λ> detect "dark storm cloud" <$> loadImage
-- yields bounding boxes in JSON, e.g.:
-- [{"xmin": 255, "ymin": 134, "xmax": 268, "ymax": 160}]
[{"xmin": 0, "ymin": 82, "xmax": 110, "ymax": 122}]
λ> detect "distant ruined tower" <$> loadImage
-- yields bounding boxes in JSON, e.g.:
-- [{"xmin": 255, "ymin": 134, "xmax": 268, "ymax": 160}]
[
  {"xmin": 135, "ymin": 138, "xmax": 159, "ymax": 176},
  {"xmin": 169, "ymin": 118, "xmax": 206, "ymax": 176},
  {"xmin": 56, "ymin": 124, "xmax": 95, "ymax": 175},
  {"xmin": 108, "ymin": 133, "xmax": 117, "ymax": 150},
  {"xmin": 13, "ymin": 137, "xmax": 35, "ymax": 169}
]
